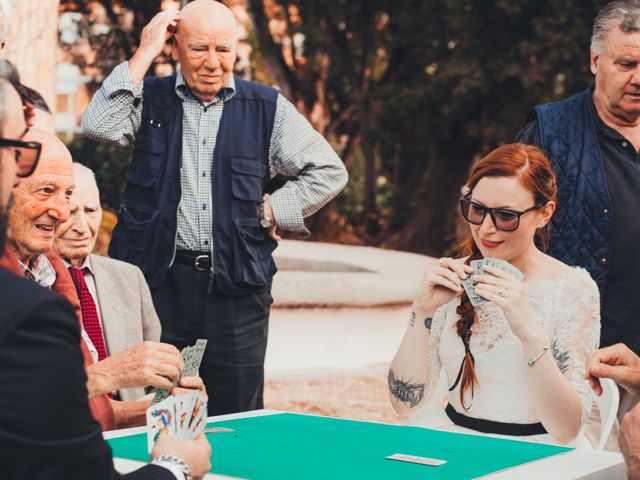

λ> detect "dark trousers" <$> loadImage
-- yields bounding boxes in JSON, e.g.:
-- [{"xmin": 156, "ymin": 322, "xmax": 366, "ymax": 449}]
[{"xmin": 151, "ymin": 263, "xmax": 272, "ymax": 416}]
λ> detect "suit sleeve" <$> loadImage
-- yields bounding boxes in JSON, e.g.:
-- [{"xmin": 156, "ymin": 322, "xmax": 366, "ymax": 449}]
[
  {"xmin": 136, "ymin": 266, "xmax": 162, "ymax": 342},
  {"xmin": 0, "ymin": 292, "xmax": 173, "ymax": 480}
]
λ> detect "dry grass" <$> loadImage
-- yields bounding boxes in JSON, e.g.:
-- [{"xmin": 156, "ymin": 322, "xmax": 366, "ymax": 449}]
[{"xmin": 264, "ymin": 368, "xmax": 405, "ymax": 425}]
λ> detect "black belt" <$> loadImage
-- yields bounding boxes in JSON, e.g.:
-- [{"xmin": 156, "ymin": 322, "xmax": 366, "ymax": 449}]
[
  {"xmin": 174, "ymin": 251, "xmax": 212, "ymax": 272},
  {"xmin": 445, "ymin": 403, "xmax": 547, "ymax": 436}
]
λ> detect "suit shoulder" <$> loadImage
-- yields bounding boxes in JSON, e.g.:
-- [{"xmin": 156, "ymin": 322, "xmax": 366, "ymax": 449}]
[
  {"xmin": 0, "ymin": 268, "xmax": 54, "ymax": 306},
  {"xmin": 0, "ymin": 268, "xmax": 76, "ymax": 331},
  {"xmin": 91, "ymin": 254, "xmax": 143, "ymax": 275}
]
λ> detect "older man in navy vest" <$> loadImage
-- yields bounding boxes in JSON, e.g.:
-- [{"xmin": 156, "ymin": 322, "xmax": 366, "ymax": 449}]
[
  {"xmin": 516, "ymin": 0, "xmax": 640, "ymax": 448},
  {"xmin": 82, "ymin": 0, "xmax": 348, "ymax": 415}
]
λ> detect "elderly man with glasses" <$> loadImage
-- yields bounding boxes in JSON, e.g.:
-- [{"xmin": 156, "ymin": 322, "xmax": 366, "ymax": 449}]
[
  {"xmin": 2, "ymin": 128, "xmax": 211, "ymax": 429},
  {"xmin": 0, "ymin": 114, "xmax": 211, "ymax": 478}
]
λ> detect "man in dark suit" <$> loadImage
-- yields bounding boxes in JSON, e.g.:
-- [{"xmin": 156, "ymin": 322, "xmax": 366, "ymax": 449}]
[{"xmin": 0, "ymin": 79, "xmax": 211, "ymax": 478}]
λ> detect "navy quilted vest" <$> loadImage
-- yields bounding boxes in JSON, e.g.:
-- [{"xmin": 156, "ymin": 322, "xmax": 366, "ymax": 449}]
[
  {"xmin": 534, "ymin": 89, "xmax": 613, "ymax": 294},
  {"xmin": 109, "ymin": 75, "xmax": 279, "ymax": 295}
]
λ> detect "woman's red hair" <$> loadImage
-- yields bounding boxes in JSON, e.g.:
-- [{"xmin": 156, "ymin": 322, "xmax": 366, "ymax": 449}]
[{"xmin": 454, "ymin": 143, "xmax": 557, "ymax": 409}]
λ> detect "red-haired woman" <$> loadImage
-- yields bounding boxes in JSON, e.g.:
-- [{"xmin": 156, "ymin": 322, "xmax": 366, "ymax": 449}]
[{"xmin": 389, "ymin": 143, "xmax": 600, "ymax": 446}]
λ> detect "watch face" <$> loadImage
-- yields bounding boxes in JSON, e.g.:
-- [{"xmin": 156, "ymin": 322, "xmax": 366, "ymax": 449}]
[{"xmin": 259, "ymin": 217, "xmax": 272, "ymax": 228}]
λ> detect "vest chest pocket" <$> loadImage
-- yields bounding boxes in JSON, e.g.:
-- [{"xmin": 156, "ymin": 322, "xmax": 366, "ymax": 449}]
[
  {"xmin": 128, "ymin": 128, "xmax": 167, "ymax": 187},
  {"xmin": 118, "ymin": 204, "xmax": 159, "ymax": 251},
  {"xmin": 230, "ymin": 156, "xmax": 266, "ymax": 202}
]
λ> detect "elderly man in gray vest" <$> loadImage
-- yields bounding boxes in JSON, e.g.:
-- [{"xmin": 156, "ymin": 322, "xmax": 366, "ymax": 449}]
[{"xmin": 82, "ymin": 0, "xmax": 348, "ymax": 415}]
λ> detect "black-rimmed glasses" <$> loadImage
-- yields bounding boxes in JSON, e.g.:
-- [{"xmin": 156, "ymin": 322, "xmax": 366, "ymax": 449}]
[
  {"xmin": 0, "ymin": 128, "xmax": 42, "ymax": 178},
  {"xmin": 459, "ymin": 196, "xmax": 543, "ymax": 232}
]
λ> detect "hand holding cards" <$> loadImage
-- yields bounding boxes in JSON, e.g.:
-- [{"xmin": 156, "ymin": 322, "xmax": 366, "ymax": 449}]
[
  {"xmin": 461, "ymin": 257, "xmax": 523, "ymax": 306},
  {"xmin": 151, "ymin": 339, "xmax": 208, "ymax": 405},
  {"xmin": 147, "ymin": 390, "xmax": 208, "ymax": 452}
]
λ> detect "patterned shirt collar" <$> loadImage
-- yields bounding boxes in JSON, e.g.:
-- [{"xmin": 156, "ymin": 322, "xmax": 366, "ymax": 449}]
[
  {"xmin": 19, "ymin": 254, "xmax": 57, "ymax": 289},
  {"xmin": 174, "ymin": 69, "xmax": 236, "ymax": 105}
]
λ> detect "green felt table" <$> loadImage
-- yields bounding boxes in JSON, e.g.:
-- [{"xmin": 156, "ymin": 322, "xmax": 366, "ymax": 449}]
[{"xmin": 107, "ymin": 412, "xmax": 572, "ymax": 479}]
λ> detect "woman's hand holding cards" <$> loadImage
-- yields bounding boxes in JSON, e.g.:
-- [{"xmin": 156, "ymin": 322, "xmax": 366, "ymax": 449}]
[
  {"xmin": 473, "ymin": 265, "xmax": 543, "ymax": 343},
  {"xmin": 413, "ymin": 257, "xmax": 473, "ymax": 316}
]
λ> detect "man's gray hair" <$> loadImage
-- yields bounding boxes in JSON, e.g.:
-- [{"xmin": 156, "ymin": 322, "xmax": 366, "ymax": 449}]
[
  {"xmin": 592, "ymin": 1, "xmax": 640, "ymax": 54},
  {"xmin": 73, "ymin": 162, "xmax": 98, "ymax": 182}
]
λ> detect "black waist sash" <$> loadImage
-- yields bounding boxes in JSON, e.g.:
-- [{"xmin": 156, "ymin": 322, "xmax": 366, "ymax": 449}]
[{"xmin": 445, "ymin": 403, "xmax": 547, "ymax": 436}]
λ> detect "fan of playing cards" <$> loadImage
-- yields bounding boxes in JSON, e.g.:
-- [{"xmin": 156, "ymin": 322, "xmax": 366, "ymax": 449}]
[
  {"xmin": 461, "ymin": 257, "xmax": 523, "ymax": 306},
  {"xmin": 146, "ymin": 390, "xmax": 208, "ymax": 452}
]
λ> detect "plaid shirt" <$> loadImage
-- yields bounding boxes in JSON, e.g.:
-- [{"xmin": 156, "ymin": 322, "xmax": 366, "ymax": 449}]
[
  {"xmin": 82, "ymin": 62, "xmax": 348, "ymax": 251},
  {"xmin": 19, "ymin": 254, "xmax": 56, "ymax": 289}
]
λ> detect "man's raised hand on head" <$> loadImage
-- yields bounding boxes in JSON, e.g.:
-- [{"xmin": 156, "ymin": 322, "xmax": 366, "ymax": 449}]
[{"xmin": 128, "ymin": 9, "xmax": 180, "ymax": 86}]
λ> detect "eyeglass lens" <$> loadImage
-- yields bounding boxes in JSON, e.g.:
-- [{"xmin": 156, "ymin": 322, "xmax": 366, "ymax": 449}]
[
  {"xmin": 463, "ymin": 201, "xmax": 520, "ymax": 231},
  {"xmin": 15, "ymin": 145, "xmax": 39, "ymax": 177}
]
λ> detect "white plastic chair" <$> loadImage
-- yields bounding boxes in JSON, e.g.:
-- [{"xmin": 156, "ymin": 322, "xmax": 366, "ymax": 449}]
[{"xmin": 594, "ymin": 378, "xmax": 620, "ymax": 451}]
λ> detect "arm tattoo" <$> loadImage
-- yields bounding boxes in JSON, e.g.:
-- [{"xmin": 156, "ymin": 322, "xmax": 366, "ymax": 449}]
[
  {"xmin": 409, "ymin": 311, "xmax": 416, "ymax": 328},
  {"xmin": 388, "ymin": 369, "xmax": 425, "ymax": 408},
  {"xmin": 424, "ymin": 317, "xmax": 432, "ymax": 330},
  {"xmin": 551, "ymin": 339, "xmax": 570, "ymax": 374}
]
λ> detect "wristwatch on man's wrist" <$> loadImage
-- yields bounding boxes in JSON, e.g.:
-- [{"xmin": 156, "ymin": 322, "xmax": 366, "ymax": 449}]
[{"xmin": 257, "ymin": 201, "xmax": 273, "ymax": 228}]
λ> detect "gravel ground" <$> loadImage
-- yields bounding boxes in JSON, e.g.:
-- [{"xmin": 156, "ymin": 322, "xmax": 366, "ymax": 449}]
[{"xmin": 264, "ymin": 367, "xmax": 405, "ymax": 425}]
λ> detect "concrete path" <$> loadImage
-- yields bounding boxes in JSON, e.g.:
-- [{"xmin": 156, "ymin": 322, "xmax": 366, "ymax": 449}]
[
  {"xmin": 265, "ymin": 240, "xmax": 436, "ymax": 378},
  {"xmin": 271, "ymin": 240, "xmax": 436, "ymax": 307}
]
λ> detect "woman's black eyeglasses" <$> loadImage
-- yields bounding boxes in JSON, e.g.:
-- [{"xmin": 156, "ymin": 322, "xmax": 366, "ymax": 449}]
[
  {"xmin": 0, "ymin": 128, "xmax": 42, "ymax": 178},
  {"xmin": 459, "ymin": 196, "xmax": 543, "ymax": 232}
]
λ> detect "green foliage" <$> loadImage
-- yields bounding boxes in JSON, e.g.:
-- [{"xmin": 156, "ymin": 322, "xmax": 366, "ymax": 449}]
[
  {"xmin": 335, "ymin": 150, "xmax": 397, "ymax": 224},
  {"xmin": 61, "ymin": 0, "xmax": 614, "ymax": 254},
  {"xmin": 65, "ymin": 135, "xmax": 132, "ymax": 210}
]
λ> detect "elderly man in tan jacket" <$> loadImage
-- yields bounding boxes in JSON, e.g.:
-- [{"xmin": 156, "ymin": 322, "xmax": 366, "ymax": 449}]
[{"xmin": 54, "ymin": 162, "xmax": 167, "ymax": 402}]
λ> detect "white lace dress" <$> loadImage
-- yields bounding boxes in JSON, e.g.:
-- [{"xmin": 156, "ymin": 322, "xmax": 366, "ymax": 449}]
[{"xmin": 423, "ymin": 267, "xmax": 601, "ymax": 445}]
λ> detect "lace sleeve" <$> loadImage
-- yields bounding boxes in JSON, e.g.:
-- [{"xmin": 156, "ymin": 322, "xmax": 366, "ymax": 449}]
[
  {"xmin": 424, "ymin": 303, "xmax": 448, "ymax": 402},
  {"xmin": 551, "ymin": 268, "xmax": 601, "ymax": 426}
]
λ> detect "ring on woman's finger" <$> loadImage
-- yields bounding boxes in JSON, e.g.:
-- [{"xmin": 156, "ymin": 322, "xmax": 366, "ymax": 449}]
[{"xmin": 498, "ymin": 289, "xmax": 504, "ymax": 297}]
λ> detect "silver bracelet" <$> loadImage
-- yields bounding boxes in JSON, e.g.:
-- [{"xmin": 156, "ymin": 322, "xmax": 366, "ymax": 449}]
[
  {"xmin": 526, "ymin": 339, "xmax": 549, "ymax": 367},
  {"xmin": 153, "ymin": 454, "xmax": 192, "ymax": 480}
]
